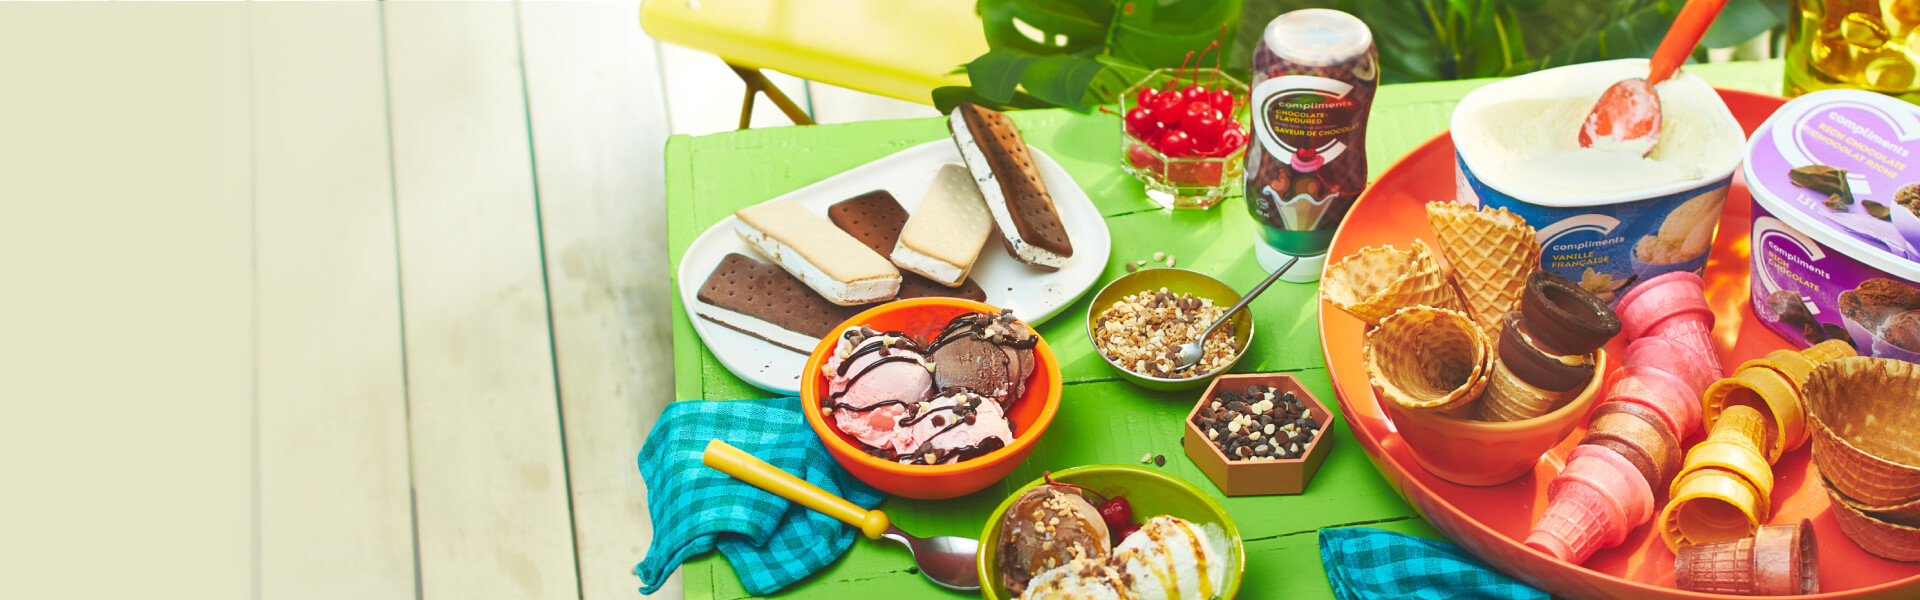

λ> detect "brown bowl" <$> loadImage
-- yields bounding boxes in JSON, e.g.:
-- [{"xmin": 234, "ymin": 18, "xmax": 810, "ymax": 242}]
[
  {"xmin": 1804, "ymin": 357, "xmax": 1920, "ymax": 507},
  {"xmin": 1824, "ymin": 478, "xmax": 1920, "ymax": 562},
  {"xmin": 1183, "ymin": 373, "xmax": 1336, "ymax": 496}
]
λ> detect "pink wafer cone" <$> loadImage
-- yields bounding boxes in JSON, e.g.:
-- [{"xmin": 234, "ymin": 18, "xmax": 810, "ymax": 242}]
[
  {"xmin": 1605, "ymin": 365, "xmax": 1706, "ymax": 439},
  {"xmin": 1651, "ymin": 319, "xmax": 1725, "ymax": 380},
  {"xmin": 1526, "ymin": 445, "xmax": 1655, "ymax": 563},
  {"xmin": 1617, "ymin": 272, "xmax": 1713, "ymax": 340},
  {"xmin": 1625, "ymin": 336, "xmax": 1719, "ymax": 398}
]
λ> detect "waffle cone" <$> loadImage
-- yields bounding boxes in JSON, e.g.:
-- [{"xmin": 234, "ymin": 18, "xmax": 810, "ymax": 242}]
[
  {"xmin": 1425, "ymin": 202, "xmax": 1537, "ymax": 331},
  {"xmin": 1365, "ymin": 306, "xmax": 1491, "ymax": 413},
  {"xmin": 1803, "ymin": 358, "xmax": 1920, "ymax": 506},
  {"xmin": 1322, "ymin": 239, "xmax": 1462, "ymax": 324},
  {"xmin": 1825, "ymin": 482, "xmax": 1920, "ymax": 562},
  {"xmin": 1478, "ymin": 358, "xmax": 1573, "ymax": 422}
]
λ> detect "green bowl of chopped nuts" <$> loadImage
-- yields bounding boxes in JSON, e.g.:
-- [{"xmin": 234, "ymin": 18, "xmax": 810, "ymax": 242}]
[{"xmin": 1086, "ymin": 268, "xmax": 1253, "ymax": 391}]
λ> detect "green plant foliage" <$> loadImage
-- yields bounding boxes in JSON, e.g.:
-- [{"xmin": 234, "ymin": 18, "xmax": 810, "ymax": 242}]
[
  {"xmin": 938, "ymin": 0, "xmax": 1243, "ymax": 113},
  {"xmin": 950, "ymin": 0, "xmax": 1787, "ymax": 112}
]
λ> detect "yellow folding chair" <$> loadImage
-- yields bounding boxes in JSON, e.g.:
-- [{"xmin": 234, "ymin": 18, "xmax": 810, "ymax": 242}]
[{"xmin": 639, "ymin": 0, "xmax": 986, "ymax": 127}]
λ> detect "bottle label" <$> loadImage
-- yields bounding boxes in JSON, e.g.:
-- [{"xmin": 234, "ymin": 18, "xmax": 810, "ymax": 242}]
[{"xmin": 1251, "ymin": 75, "xmax": 1362, "ymax": 172}]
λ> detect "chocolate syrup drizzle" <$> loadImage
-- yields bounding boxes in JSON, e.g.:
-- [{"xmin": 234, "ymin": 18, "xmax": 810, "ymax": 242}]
[{"xmin": 825, "ymin": 312, "xmax": 1033, "ymax": 465}]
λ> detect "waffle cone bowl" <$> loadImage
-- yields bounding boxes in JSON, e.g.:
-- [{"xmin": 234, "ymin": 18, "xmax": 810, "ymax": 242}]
[
  {"xmin": 1425, "ymin": 202, "xmax": 1538, "ymax": 331},
  {"xmin": 1320, "ymin": 90, "xmax": 1920, "ymax": 600},
  {"xmin": 1322, "ymin": 240, "xmax": 1463, "ymax": 324},
  {"xmin": 1804, "ymin": 358, "xmax": 1920, "ymax": 508}
]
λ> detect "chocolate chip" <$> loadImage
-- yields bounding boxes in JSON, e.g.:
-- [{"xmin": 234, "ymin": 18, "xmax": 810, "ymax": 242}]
[
  {"xmin": 1153, "ymin": 455, "xmax": 1166, "ymax": 467},
  {"xmin": 1257, "ymin": 415, "xmax": 1273, "ymax": 426},
  {"xmin": 1226, "ymin": 401, "xmax": 1250, "ymax": 413}
]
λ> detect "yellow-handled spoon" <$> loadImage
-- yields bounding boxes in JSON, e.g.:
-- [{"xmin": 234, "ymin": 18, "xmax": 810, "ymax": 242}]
[{"xmin": 701, "ymin": 440, "xmax": 982, "ymax": 592}]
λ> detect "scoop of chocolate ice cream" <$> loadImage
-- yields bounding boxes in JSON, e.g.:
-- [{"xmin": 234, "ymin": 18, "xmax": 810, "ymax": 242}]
[
  {"xmin": 929, "ymin": 310, "xmax": 1036, "ymax": 403},
  {"xmin": 996, "ymin": 486, "xmax": 1111, "ymax": 595},
  {"xmin": 1839, "ymin": 278, "xmax": 1920, "ymax": 330},
  {"xmin": 1882, "ymin": 309, "xmax": 1920, "ymax": 352}
]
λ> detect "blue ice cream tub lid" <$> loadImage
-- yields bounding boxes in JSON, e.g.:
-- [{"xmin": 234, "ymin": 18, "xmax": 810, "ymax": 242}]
[{"xmin": 1449, "ymin": 59, "xmax": 1747, "ymax": 303}]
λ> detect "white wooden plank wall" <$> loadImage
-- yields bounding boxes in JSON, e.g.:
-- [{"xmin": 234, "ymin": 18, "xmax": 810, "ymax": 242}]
[
  {"xmin": 518, "ymin": 2, "xmax": 679, "ymax": 600},
  {"xmin": 381, "ymin": 1, "xmax": 581, "ymax": 599},
  {"xmin": 0, "ymin": 2, "xmax": 940, "ymax": 599},
  {"xmin": 0, "ymin": 4, "xmax": 255, "ymax": 600},
  {"xmin": 250, "ymin": 3, "xmax": 418, "ymax": 600}
]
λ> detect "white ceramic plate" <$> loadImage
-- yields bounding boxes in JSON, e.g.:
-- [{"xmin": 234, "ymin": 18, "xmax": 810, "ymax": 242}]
[{"xmin": 677, "ymin": 140, "xmax": 1112, "ymax": 395}]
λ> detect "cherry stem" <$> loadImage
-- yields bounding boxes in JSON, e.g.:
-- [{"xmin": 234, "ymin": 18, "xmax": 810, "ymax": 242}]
[
  {"xmin": 1041, "ymin": 471, "xmax": 1109, "ymax": 505},
  {"xmin": 1097, "ymin": 106, "xmax": 1121, "ymax": 116}
]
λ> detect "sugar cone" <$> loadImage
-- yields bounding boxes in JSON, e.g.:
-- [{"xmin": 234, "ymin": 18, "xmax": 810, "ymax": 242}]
[
  {"xmin": 1526, "ymin": 445, "xmax": 1653, "ymax": 563},
  {"xmin": 1676, "ymin": 520, "xmax": 1818, "ymax": 596},
  {"xmin": 1478, "ymin": 357, "xmax": 1573, "ymax": 422},
  {"xmin": 1676, "ymin": 535, "xmax": 1760, "ymax": 594},
  {"xmin": 1364, "ymin": 306, "xmax": 1491, "ymax": 413},
  {"xmin": 1425, "ymin": 202, "xmax": 1537, "ymax": 332},
  {"xmin": 1703, "ymin": 371, "xmax": 1796, "ymax": 463},
  {"xmin": 1660, "ymin": 467, "xmax": 1768, "ymax": 550},
  {"xmin": 1603, "ymin": 365, "xmax": 1705, "ymax": 440},
  {"xmin": 1323, "ymin": 240, "xmax": 1463, "ymax": 324},
  {"xmin": 1624, "ymin": 336, "xmax": 1718, "ymax": 398},
  {"xmin": 1526, "ymin": 483, "xmax": 1625, "ymax": 563},
  {"xmin": 1616, "ymin": 271, "xmax": 1711, "ymax": 339}
]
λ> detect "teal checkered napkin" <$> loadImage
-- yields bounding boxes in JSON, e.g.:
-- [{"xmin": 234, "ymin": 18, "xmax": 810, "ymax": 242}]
[
  {"xmin": 1320, "ymin": 527, "xmax": 1547, "ymax": 600},
  {"xmin": 634, "ymin": 397, "xmax": 882, "ymax": 595}
]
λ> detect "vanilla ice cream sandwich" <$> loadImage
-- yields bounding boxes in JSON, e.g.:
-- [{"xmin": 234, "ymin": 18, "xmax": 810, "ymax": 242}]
[
  {"xmin": 734, "ymin": 200, "xmax": 900, "ymax": 305},
  {"xmin": 892, "ymin": 164, "xmax": 993, "ymax": 286},
  {"xmin": 950, "ymin": 103, "xmax": 1073, "ymax": 271},
  {"xmin": 827, "ymin": 190, "xmax": 988, "ymax": 301}
]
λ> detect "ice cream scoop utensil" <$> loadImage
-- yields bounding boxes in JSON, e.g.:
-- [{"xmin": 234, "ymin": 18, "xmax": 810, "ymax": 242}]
[
  {"xmin": 1174, "ymin": 255, "xmax": 1297, "ymax": 371},
  {"xmin": 1579, "ymin": 0, "xmax": 1728, "ymax": 155},
  {"xmin": 702, "ymin": 440, "xmax": 981, "ymax": 592}
]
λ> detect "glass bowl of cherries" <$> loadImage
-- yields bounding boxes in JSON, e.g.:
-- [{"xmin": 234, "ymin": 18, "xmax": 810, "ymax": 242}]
[{"xmin": 1119, "ymin": 67, "xmax": 1249, "ymax": 210}]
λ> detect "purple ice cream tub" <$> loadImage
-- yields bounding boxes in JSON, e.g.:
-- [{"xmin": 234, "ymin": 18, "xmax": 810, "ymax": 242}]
[{"xmin": 1744, "ymin": 89, "xmax": 1920, "ymax": 362}]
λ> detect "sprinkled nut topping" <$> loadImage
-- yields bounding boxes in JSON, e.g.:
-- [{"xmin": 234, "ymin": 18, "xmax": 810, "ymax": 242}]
[{"xmin": 1092, "ymin": 289, "xmax": 1239, "ymax": 377}]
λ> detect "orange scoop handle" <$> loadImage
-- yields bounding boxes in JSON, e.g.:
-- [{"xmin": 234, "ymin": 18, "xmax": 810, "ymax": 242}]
[
  {"xmin": 702, "ymin": 439, "xmax": 891, "ymax": 539},
  {"xmin": 1649, "ymin": 0, "xmax": 1731, "ymax": 85}
]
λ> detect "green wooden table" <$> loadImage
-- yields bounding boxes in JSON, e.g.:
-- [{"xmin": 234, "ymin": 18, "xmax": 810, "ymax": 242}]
[{"xmin": 666, "ymin": 60, "xmax": 1785, "ymax": 600}]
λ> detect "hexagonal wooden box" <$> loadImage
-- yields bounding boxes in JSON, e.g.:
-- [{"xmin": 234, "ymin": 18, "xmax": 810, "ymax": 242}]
[{"xmin": 1183, "ymin": 373, "xmax": 1336, "ymax": 496}]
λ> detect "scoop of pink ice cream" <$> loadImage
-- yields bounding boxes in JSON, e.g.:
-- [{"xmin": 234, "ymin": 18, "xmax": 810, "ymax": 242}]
[
  {"xmin": 897, "ymin": 390, "xmax": 1014, "ymax": 465},
  {"xmin": 820, "ymin": 329, "xmax": 933, "ymax": 454}
]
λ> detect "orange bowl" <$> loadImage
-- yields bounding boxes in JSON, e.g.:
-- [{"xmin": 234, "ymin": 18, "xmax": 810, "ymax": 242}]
[
  {"xmin": 1378, "ymin": 353, "xmax": 1608, "ymax": 487},
  {"xmin": 800, "ymin": 297, "xmax": 1063, "ymax": 500}
]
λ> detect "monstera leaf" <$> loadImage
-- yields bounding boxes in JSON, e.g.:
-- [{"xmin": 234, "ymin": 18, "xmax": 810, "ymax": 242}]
[{"xmin": 937, "ymin": 0, "xmax": 1241, "ymax": 113}]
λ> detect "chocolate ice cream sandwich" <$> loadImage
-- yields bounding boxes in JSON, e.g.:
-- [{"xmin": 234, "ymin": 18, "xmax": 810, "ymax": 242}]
[
  {"xmin": 695, "ymin": 253, "xmax": 862, "ymax": 353},
  {"xmin": 827, "ymin": 190, "xmax": 987, "ymax": 302},
  {"xmin": 735, "ymin": 200, "xmax": 901, "ymax": 305},
  {"xmin": 950, "ymin": 103, "xmax": 1073, "ymax": 271}
]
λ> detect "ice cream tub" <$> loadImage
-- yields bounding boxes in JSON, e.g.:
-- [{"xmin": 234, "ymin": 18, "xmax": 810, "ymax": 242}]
[
  {"xmin": 1451, "ymin": 59, "xmax": 1747, "ymax": 304},
  {"xmin": 1745, "ymin": 89, "xmax": 1920, "ymax": 363}
]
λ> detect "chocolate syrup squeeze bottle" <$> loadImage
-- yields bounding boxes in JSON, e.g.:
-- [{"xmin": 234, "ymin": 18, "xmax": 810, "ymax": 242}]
[{"xmin": 1244, "ymin": 9, "xmax": 1377, "ymax": 282}]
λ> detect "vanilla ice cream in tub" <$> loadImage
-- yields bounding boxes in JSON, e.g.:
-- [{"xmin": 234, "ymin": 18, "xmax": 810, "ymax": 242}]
[
  {"xmin": 1744, "ymin": 89, "xmax": 1920, "ymax": 363},
  {"xmin": 1451, "ymin": 59, "xmax": 1747, "ymax": 303}
]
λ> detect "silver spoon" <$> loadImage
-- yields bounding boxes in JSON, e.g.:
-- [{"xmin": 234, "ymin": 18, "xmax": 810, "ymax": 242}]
[
  {"xmin": 1173, "ymin": 255, "xmax": 1299, "ymax": 371},
  {"xmin": 702, "ymin": 440, "xmax": 981, "ymax": 592}
]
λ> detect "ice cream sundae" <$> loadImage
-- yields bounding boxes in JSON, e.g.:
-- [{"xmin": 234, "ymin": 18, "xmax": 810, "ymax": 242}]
[
  {"xmin": 997, "ymin": 478, "xmax": 1230, "ymax": 600},
  {"xmin": 819, "ymin": 309, "xmax": 1036, "ymax": 464}
]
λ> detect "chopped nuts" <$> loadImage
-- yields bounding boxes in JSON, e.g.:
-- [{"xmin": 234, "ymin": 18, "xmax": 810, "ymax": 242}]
[
  {"xmin": 1093, "ymin": 289, "xmax": 1239, "ymax": 377},
  {"xmin": 1166, "ymin": 256, "xmax": 1177, "ymax": 267},
  {"xmin": 1153, "ymin": 251, "xmax": 1166, "ymax": 261}
]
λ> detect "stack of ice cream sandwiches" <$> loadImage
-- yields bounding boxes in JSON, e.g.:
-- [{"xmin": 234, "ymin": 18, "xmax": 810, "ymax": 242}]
[{"xmin": 694, "ymin": 103, "xmax": 1075, "ymax": 353}]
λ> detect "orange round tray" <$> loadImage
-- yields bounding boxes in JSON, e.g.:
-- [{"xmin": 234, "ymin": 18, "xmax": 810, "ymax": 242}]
[{"xmin": 1319, "ymin": 90, "xmax": 1920, "ymax": 599}]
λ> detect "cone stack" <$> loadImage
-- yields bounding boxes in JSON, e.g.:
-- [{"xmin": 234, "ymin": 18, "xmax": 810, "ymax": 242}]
[{"xmin": 1527, "ymin": 271, "xmax": 1723, "ymax": 564}]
